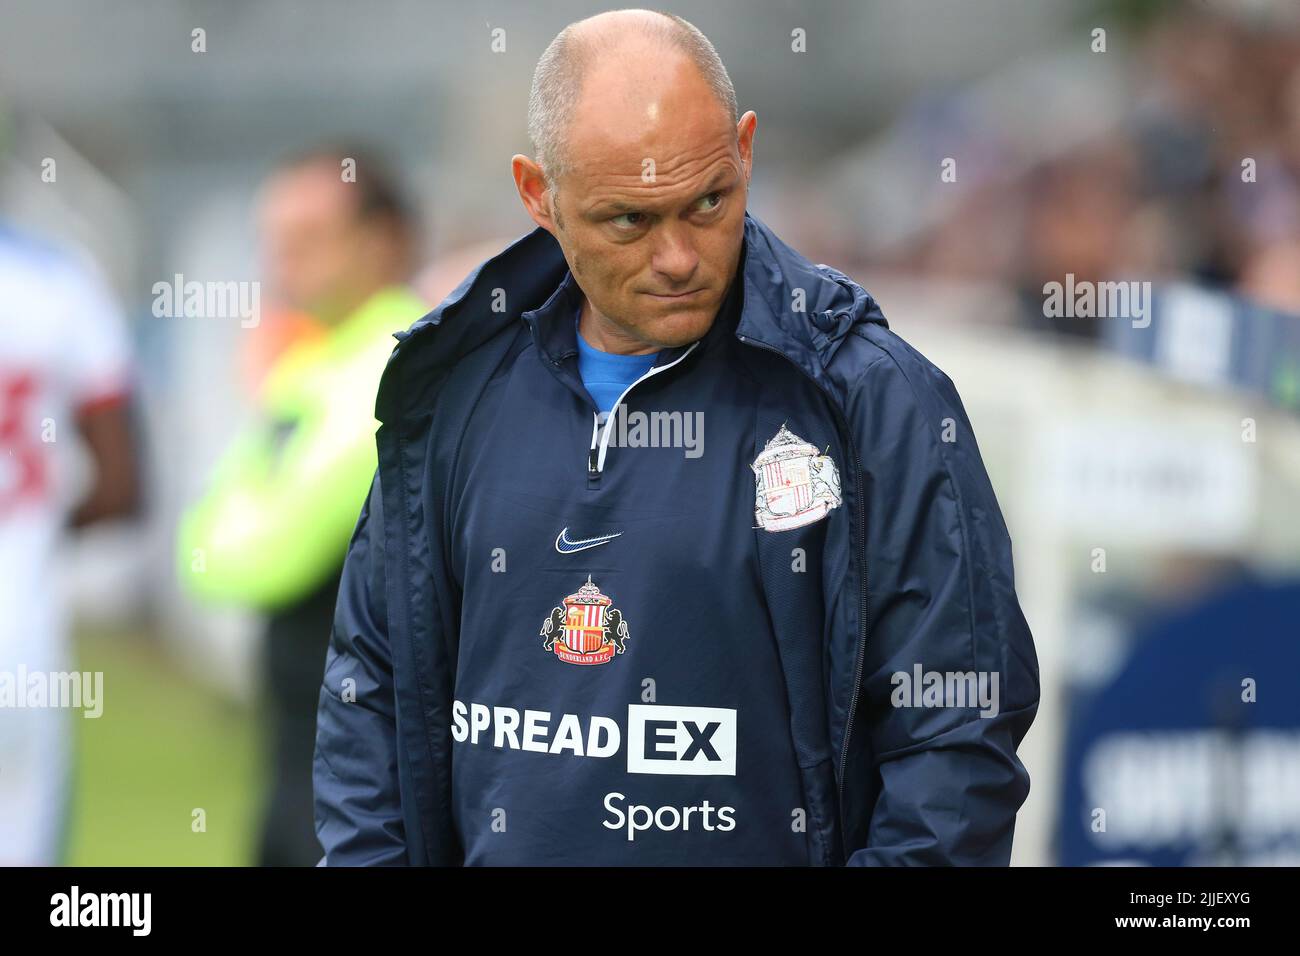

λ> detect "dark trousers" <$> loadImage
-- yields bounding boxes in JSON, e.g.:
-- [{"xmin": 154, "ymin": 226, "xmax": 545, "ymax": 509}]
[{"xmin": 257, "ymin": 569, "xmax": 342, "ymax": 866}]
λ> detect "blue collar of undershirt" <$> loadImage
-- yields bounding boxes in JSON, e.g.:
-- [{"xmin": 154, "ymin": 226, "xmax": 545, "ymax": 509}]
[{"xmin": 574, "ymin": 312, "xmax": 657, "ymax": 416}]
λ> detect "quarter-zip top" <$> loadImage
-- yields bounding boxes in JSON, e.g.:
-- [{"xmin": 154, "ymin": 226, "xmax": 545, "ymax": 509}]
[
  {"xmin": 441, "ymin": 270, "xmax": 829, "ymax": 864},
  {"xmin": 523, "ymin": 264, "xmax": 741, "ymax": 484},
  {"xmin": 316, "ymin": 209, "xmax": 1042, "ymax": 867},
  {"xmin": 367, "ymin": 210, "xmax": 890, "ymax": 865}
]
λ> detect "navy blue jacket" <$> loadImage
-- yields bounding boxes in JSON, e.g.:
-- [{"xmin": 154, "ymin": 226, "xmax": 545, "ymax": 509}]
[{"xmin": 313, "ymin": 210, "xmax": 1040, "ymax": 865}]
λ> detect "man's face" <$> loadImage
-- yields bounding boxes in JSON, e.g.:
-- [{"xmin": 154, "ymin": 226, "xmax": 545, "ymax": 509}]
[
  {"xmin": 529, "ymin": 53, "xmax": 755, "ymax": 351},
  {"xmin": 256, "ymin": 163, "xmax": 372, "ymax": 322}
]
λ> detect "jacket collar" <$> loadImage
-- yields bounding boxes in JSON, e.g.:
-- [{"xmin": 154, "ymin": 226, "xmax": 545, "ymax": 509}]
[{"xmin": 376, "ymin": 210, "xmax": 887, "ymax": 423}]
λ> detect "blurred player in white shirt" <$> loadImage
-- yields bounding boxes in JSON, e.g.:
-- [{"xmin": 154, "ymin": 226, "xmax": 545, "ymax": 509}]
[{"xmin": 0, "ymin": 223, "xmax": 139, "ymax": 864}]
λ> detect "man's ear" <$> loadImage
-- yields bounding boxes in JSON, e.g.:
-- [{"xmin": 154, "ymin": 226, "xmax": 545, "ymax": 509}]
[
  {"xmin": 736, "ymin": 110, "xmax": 757, "ymax": 186},
  {"xmin": 512, "ymin": 155, "xmax": 557, "ymax": 234}
]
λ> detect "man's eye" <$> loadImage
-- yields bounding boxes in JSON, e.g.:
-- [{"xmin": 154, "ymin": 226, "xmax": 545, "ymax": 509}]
[
  {"xmin": 611, "ymin": 212, "xmax": 645, "ymax": 228},
  {"xmin": 696, "ymin": 192, "xmax": 723, "ymax": 212}
]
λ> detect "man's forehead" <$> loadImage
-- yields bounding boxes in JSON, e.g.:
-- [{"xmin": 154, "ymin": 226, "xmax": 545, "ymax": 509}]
[
  {"xmin": 563, "ymin": 101, "xmax": 737, "ymax": 208},
  {"xmin": 566, "ymin": 46, "xmax": 731, "ymax": 149},
  {"xmin": 575, "ymin": 156, "xmax": 738, "ymax": 213}
]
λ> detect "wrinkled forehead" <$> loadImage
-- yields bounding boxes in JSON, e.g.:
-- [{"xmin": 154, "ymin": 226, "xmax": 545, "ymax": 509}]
[{"xmin": 563, "ymin": 50, "xmax": 736, "ymax": 178}]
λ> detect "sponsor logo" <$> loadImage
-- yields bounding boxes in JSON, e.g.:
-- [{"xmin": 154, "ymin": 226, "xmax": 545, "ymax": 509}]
[
  {"xmin": 602, "ymin": 792, "xmax": 736, "ymax": 841},
  {"xmin": 626, "ymin": 704, "xmax": 736, "ymax": 776},
  {"xmin": 540, "ymin": 575, "xmax": 629, "ymax": 665},
  {"xmin": 450, "ymin": 700, "xmax": 738, "ymax": 776},
  {"xmin": 752, "ymin": 423, "xmax": 841, "ymax": 531},
  {"xmin": 554, "ymin": 526, "xmax": 622, "ymax": 554}
]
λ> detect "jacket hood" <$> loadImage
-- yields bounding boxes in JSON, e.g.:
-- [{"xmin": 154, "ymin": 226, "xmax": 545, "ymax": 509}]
[{"xmin": 375, "ymin": 210, "xmax": 887, "ymax": 424}]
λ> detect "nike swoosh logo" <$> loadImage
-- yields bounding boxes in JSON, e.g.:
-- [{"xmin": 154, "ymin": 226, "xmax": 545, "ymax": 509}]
[{"xmin": 555, "ymin": 527, "xmax": 623, "ymax": 554}]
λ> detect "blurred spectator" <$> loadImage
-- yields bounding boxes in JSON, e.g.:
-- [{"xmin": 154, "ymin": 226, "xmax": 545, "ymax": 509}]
[
  {"xmin": 881, "ymin": 6, "xmax": 1300, "ymax": 338},
  {"xmin": 0, "ymin": 221, "xmax": 140, "ymax": 864},
  {"xmin": 176, "ymin": 145, "xmax": 425, "ymax": 866},
  {"xmin": 1017, "ymin": 139, "xmax": 1141, "ymax": 339}
]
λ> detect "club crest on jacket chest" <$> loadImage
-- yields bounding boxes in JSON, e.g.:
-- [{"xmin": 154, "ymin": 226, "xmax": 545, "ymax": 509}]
[
  {"xmin": 752, "ymin": 423, "xmax": 842, "ymax": 532},
  {"xmin": 539, "ymin": 575, "xmax": 630, "ymax": 665}
]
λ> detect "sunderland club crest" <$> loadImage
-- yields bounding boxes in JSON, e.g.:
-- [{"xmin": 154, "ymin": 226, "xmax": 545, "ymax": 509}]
[
  {"xmin": 752, "ymin": 423, "xmax": 842, "ymax": 531},
  {"xmin": 540, "ymin": 575, "xmax": 630, "ymax": 666}
]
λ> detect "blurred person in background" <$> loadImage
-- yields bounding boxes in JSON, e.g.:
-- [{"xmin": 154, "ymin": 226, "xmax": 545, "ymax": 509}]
[
  {"xmin": 1016, "ymin": 140, "xmax": 1141, "ymax": 341},
  {"xmin": 882, "ymin": 6, "xmax": 1300, "ymax": 345},
  {"xmin": 0, "ymin": 219, "xmax": 140, "ymax": 864},
  {"xmin": 177, "ymin": 145, "xmax": 425, "ymax": 866}
]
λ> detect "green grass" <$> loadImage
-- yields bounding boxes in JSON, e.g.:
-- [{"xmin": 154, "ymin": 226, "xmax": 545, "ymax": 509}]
[{"xmin": 64, "ymin": 630, "xmax": 263, "ymax": 865}]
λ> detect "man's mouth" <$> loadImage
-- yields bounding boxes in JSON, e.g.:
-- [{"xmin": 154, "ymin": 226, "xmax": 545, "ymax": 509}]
[{"xmin": 645, "ymin": 288, "xmax": 705, "ymax": 300}]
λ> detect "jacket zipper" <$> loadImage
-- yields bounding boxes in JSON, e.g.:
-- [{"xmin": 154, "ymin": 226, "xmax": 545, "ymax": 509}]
[
  {"xmin": 587, "ymin": 412, "xmax": 601, "ymax": 480},
  {"xmin": 736, "ymin": 329, "xmax": 868, "ymax": 852},
  {"xmin": 585, "ymin": 341, "xmax": 701, "ymax": 482}
]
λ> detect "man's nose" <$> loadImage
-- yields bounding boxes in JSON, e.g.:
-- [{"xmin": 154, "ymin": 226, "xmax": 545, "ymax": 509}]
[{"xmin": 649, "ymin": 223, "xmax": 700, "ymax": 285}]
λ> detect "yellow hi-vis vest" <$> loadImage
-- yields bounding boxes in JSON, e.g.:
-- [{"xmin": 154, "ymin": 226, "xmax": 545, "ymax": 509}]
[{"xmin": 178, "ymin": 286, "xmax": 425, "ymax": 609}]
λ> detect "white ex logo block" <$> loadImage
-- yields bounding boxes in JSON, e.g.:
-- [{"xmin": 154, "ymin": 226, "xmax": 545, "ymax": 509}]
[{"xmin": 626, "ymin": 704, "xmax": 737, "ymax": 776}]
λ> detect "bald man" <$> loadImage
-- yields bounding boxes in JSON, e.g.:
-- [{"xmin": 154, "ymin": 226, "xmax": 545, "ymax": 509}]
[{"xmin": 313, "ymin": 9, "xmax": 1040, "ymax": 866}]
